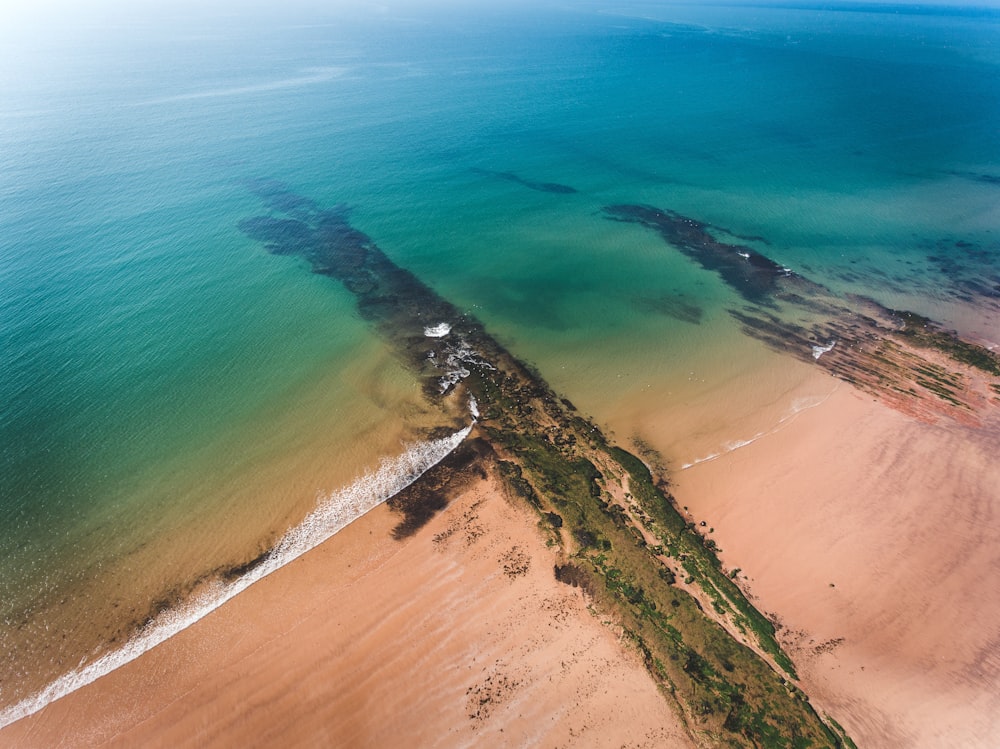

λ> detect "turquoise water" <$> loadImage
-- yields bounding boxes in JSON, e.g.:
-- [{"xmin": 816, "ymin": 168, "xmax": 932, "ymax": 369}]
[{"xmin": 1, "ymin": 0, "xmax": 998, "ymax": 716}]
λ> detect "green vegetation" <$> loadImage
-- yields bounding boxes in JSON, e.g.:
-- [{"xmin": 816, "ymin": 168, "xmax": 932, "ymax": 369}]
[
  {"xmin": 609, "ymin": 446, "xmax": 799, "ymax": 679},
  {"xmin": 894, "ymin": 310, "xmax": 1000, "ymax": 376},
  {"xmin": 826, "ymin": 717, "xmax": 859, "ymax": 749},
  {"xmin": 468, "ymin": 360, "xmax": 847, "ymax": 747}
]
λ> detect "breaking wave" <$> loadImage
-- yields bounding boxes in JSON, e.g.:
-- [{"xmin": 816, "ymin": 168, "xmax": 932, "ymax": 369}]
[
  {"xmin": 424, "ymin": 322, "xmax": 452, "ymax": 337},
  {"xmin": 0, "ymin": 424, "xmax": 472, "ymax": 729},
  {"xmin": 680, "ymin": 389, "xmax": 837, "ymax": 469},
  {"xmin": 437, "ymin": 337, "xmax": 494, "ymax": 393},
  {"xmin": 811, "ymin": 340, "xmax": 836, "ymax": 360}
]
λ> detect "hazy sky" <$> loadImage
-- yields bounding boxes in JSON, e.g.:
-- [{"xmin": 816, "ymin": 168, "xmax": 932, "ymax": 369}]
[{"xmin": 3, "ymin": 0, "xmax": 999, "ymax": 37}]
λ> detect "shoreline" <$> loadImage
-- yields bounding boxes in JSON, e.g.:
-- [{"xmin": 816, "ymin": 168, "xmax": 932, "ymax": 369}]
[
  {"xmin": 0, "ymin": 425, "xmax": 473, "ymax": 730},
  {"xmin": 6, "ymin": 185, "xmax": 999, "ymax": 745},
  {"xmin": 672, "ymin": 380, "xmax": 1000, "ymax": 748},
  {"xmin": 5, "ymin": 378, "xmax": 998, "ymax": 747},
  {"xmin": 0, "ymin": 472, "xmax": 694, "ymax": 748}
]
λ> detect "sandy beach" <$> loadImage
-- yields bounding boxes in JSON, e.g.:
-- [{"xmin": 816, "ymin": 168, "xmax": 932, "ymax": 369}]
[
  {"xmin": 4, "ymin": 367, "xmax": 999, "ymax": 748},
  {"xmin": 673, "ymin": 380, "xmax": 1000, "ymax": 748},
  {"xmin": 3, "ymin": 358, "xmax": 998, "ymax": 748},
  {"xmin": 0, "ymin": 469, "xmax": 693, "ymax": 748}
]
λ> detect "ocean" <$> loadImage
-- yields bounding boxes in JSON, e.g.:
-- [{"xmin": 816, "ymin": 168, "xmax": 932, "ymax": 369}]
[{"xmin": 1, "ymin": 0, "xmax": 998, "ymax": 722}]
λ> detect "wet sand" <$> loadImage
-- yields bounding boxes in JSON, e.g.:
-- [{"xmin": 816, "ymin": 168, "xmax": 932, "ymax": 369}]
[
  {"xmin": 4, "ymin": 357, "xmax": 998, "ymax": 747},
  {"xmin": 0, "ymin": 473, "xmax": 693, "ymax": 748},
  {"xmin": 673, "ymin": 379, "xmax": 1000, "ymax": 748}
]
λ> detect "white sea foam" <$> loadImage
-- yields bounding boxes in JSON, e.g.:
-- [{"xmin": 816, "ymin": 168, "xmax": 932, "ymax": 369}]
[
  {"xmin": 439, "ymin": 365, "xmax": 471, "ymax": 393},
  {"xmin": 140, "ymin": 67, "xmax": 350, "ymax": 105},
  {"xmin": 0, "ymin": 425, "xmax": 472, "ymax": 730},
  {"xmin": 437, "ymin": 338, "xmax": 494, "ymax": 393},
  {"xmin": 424, "ymin": 322, "xmax": 452, "ymax": 337},
  {"xmin": 680, "ymin": 386, "xmax": 839, "ymax": 470},
  {"xmin": 680, "ymin": 431, "xmax": 770, "ymax": 469},
  {"xmin": 811, "ymin": 340, "xmax": 836, "ymax": 359},
  {"xmin": 680, "ymin": 452, "xmax": 721, "ymax": 470}
]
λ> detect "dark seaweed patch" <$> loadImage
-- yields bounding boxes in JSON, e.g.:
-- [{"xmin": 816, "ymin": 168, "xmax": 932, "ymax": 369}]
[
  {"xmin": 473, "ymin": 168, "xmax": 578, "ymax": 194},
  {"xmin": 949, "ymin": 170, "xmax": 1000, "ymax": 186},
  {"xmin": 386, "ymin": 438, "xmax": 490, "ymax": 539},
  {"xmin": 220, "ymin": 548, "xmax": 273, "ymax": 582},
  {"xmin": 554, "ymin": 562, "xmax": 593, "ymax": 593},
  {"xmin": 892, "ymin": 310, "xmax": 1000, "ymax": 376},
  {"xmin": 636, "ymin": 293, "xmax": 704, "ymax": 324},
  {"xmin": 604, "ymin": 204, "xmax": 786, "ymax": 302},
  {"xmin": 924, "ymin": 236, "xmax": 1000, "ymax": 302},
  {"xmin": 238, "ymin": 216, "xmax": 316, "ymax": 255}
]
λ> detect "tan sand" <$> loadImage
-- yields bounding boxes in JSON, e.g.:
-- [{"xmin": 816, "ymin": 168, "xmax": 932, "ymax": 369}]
[
  {"xmin": 0, "ymin": 473, "xmax": 694, "ymax": 748},
  {"xmin": 5, "ymin": 349, "xmax": 997, "ymax": 749},
  {"xmin": 672, "ymin": 379, "xmax": 1000, "ymax": 748}
]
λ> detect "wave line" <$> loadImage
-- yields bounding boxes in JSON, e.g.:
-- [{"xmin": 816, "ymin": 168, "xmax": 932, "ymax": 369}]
[{"xmin": 0, "ymin": 424, "xmax": 472, "ymax": 729}]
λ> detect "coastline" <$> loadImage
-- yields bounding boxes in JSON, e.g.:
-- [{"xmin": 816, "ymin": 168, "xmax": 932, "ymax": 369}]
[
  {"xmin": 5, "ymin": 376, "xmax": 998, "ymax": 747},
  {"xmin": 0, "ymin": 425, "xmax": 473, "ymax": 731},
  {"xmin": 673, "ymin": 379, "xmax": 1000, "ymax": 748},
  {"xmin": 5, "ymin": 186, "xmax": 998, "ymax": 745},
  {"xmin": 0, "ymin": 472, "xmax": 693, "ymax": 748},
  {"xmin": 4, "ymin": 3, "xmax": 1000, "ymax": 745}
]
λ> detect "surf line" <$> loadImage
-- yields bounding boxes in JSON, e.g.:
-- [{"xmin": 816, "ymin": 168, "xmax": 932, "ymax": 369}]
[
  {"xmin": 0, "ymin": 425, "xmax": 472, "ymax": 730},
  {"xmin": 680, "ymin": 385, "xmax": 839, "ymax": 470}
]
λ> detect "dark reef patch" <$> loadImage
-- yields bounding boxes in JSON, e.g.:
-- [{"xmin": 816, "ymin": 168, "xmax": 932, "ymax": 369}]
[
  {"xmin": 606, "ymin": 202, "xmax": 1000, "ymax": 423},
  {"xmin": 924, "ymin": 236, "xmax": 1000, "ymax": 301},
  {"xmin": 237, "ymin": 216, "xmax": 316, "ymax": 256},
  {"xmin": 472, "ymin": 168, "xmax": 578, "ymax": 194},
  {"xmin": 949, "ymin": 170, "xmax": 1000, "ymax": 186},
  {"xmin": 604, "ymin": 204, "xmax": 789, "ymax": 302},
  {"xmin": 635, "ymin": 293, "xmax": 704, "ymax": 324},
  {"xmin": 238, "ymin": 186, "xmax": 492, "ymax": 399}
]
